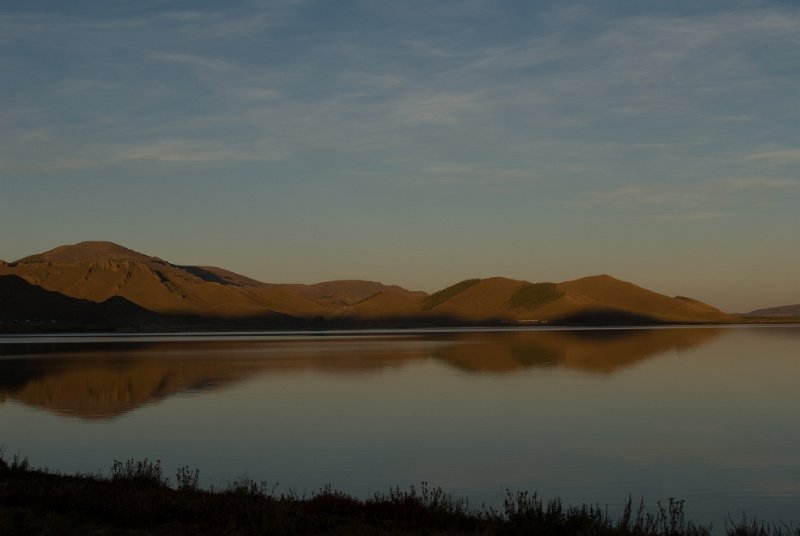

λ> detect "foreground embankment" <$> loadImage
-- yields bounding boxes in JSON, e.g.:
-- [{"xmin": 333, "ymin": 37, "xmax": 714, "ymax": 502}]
[{"xmin": 1, "ymin": 455, "xmax": 797, "ymax": 536}]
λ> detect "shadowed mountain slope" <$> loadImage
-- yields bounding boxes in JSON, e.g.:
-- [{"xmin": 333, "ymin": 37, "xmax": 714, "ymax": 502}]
[
  {"xmin": 176, "ymin": 265, "xmax": 266, "ymax": 287},
  {"xmin": 1, "ymin": 241, "xmax": 737, "ymax": 327},
  {"xmin": 0, "ymin": 274, "xmax": 156, "ymax": 325}
]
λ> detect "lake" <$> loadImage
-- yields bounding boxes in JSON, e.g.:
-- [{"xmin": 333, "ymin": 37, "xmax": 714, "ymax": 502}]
[{"xmin": 1, "ymin": 326, "xmax": 798, "ymax": 527}]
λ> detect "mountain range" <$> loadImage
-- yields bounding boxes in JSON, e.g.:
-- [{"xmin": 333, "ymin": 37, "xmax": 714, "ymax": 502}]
[{"xmin": 0, "ymin": 241, "xmax": 742, "ymax": 330}]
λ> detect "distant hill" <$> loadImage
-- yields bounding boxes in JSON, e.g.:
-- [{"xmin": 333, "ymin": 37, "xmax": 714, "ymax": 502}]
[
  {"xmin": 746, "ymin": 304, "xmax": 800, "ymax": 317},
  {"xmin": 294, "ymin": 280, "xmax": 427, "ymax": 308},
  {"xmin": 394, "ymin": 274, "xmax": 736, "ymax": 325},
  {"xmin": 5, "ymin": 241, "xmax": 324, "ymax": 319},
  {"xmin": 0, "ymin": 241, "xmax": 739, "ymax": 329}
]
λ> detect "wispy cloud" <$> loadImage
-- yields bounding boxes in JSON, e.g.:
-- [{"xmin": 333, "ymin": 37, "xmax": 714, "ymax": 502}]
[
  {"xmin": 649, "ymin": 211, "xmax": 728, "ymax": 222},
  {"xmin": 53, "ymin": 78, "xmax": 118, "ymax": 95},
  {"xmin": 702, "ymin": 177, "xmax": 798, "ymax": 190},
  {"xmin": 390, "ymin": 91, "xmax": 485, "ymax": 125},
  {"xmin": 743, "ymin": 149, "xmax": 800, "ymax": 166},
  {"xmin": 422, "ymin": 163, "xmax": 537, "ymax": 186},
  {"xmin": 588, "ymin": 177, "xmax": 799, "ymax": 216},
  {"xmin": 148, "ymin": 52, "xmax": 237, "ymax": 72},
  {"xmin": 0, "ymin": 139, "xmax": 287, "ymax": 174},
  {"xmin": 112, "ymin": 140, "xmax": 285, "ymax": 163}
]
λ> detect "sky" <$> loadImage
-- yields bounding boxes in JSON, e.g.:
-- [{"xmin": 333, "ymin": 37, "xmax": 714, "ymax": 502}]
[{"xmin": 1, "ymin": 0, "xmax": 799, "ymax": 312}]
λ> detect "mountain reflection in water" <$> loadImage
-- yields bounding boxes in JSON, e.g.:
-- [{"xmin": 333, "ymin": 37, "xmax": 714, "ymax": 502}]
[{"xmin": 0, "ymin": 328, "xmax": 721, "ymax": 420}]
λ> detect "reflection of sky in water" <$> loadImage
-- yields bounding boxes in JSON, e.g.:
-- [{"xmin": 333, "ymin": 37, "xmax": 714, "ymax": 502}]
[{"xmin": 1, "ymin": 326, "xmax": 799, "ymax": 526}]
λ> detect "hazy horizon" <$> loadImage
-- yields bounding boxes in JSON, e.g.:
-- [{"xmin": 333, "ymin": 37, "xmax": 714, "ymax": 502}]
[{"xmin": 2, "ymin": 1, "xmax": 799, "ymax": 313}]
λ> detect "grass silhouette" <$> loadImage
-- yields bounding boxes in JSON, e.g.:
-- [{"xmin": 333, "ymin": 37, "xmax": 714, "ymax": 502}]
[{"xmin": 1, "ymin": 454, "xmax": 798, "ymax": 535}]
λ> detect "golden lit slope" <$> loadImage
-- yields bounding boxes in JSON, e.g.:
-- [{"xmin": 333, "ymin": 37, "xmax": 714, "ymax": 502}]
[
  {"xmin": 13, "ymin": 241, "xmax": 150, "ymax": 265},
  {"xmin": 346, "ymin": 288, "xmax": 427, "ymax": 319},
  {"xmin": 420, "ymin": 277, "xmax": 528, "ymax": 320},
  {"xmin": 2, "ymin": 242, "xmax": 320, "ymax": 318}
]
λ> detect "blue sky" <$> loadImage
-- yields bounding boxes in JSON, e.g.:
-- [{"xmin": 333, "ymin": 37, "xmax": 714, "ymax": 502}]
[{"xmin": 1, "ymin": 0, "xmax": 799, "ymax": 312}]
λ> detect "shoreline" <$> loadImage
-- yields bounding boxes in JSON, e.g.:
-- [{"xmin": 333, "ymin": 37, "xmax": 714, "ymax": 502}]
[
  {"xmin": 2, "ymin": 321, "xmax": 800, "ymax": 338},
  {"xmin": 2, "ymin": 317, "xmax": 799, "ymax": 336}
]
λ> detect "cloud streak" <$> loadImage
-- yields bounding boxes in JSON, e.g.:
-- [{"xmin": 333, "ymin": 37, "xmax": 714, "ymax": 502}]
[
  {"xmin": 743, "ymin": 149, "xmax": 800, "ymax": 166},
  {"xmin": 148, "ymin": 52, "xmax": 238, "ymax": 72},
  {"xmin": 587, "ymin": 177, "xmax": 799, "ymax": 219}
]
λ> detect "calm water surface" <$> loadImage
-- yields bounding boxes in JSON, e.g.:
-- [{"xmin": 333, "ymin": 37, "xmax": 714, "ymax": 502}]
[{"xmin": 1, "ymin": 326, "xmax": 799, "ymax": 526}]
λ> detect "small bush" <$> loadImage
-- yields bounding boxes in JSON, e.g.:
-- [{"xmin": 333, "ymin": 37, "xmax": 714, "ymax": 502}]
[
  {"xmin": 727, "ymin": 515, "xmax": 800, "ymax": 536},
  {"xmin": 110, "ymin": 458, "xmax": 167, "ymax": 488},
  {"xmin": 226, "ymin": 476, "xmax": 271, "ymax": 496},
  {"xmin": 0, "ymin": 449, "xmax": 31, "ymax": 472},
  {"xmin": 11, "ymin": 453, "xmax": 30, "ymax": 471},
  {"xmin": 175, "ymin": 466, "xmax": 200, "ymax": 492}
]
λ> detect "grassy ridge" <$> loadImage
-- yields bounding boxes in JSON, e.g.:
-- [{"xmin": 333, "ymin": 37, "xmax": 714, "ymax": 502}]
[
  {"xmin": 1, "ymin": 455, "xmax": 797, "ymax": 536},
  {"xmin": 421, "ymin": 279, "xmax": 481, "ymax": 311},
  {"xmin": 509, "ymin": 282, "xmax": 564, "ymax": 310}
]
